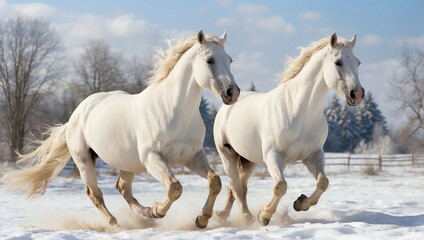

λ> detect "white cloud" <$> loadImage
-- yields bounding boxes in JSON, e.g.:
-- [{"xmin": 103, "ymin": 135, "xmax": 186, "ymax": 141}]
[
  {"xmin": 214, "ymin": 0, "xmax": 232, "ymax": 6},
  {"xmin": 362, "ymin": 34, "xmax": 384, "ymax": 46},
  {"xmin": 0, "ymin": 1, "xmax": 57, "ymax": 18},
  {"xmin": 14, "ymin": 3, "xmax": 57, "ymax": 18},
  {"xmin": 215, "ymin": 17, "xmax": 237, "ymax": 27},
  {"xmin": 232, "ymin": 51, "xmax": 275, "ymax": 90},
  {"xmin": 390, "ymin": 35, "xmax": 424, "ymax": 48},
  {"xmin": 236, "ymin": 3, "xmax": 268, "ymax": 16},
  {"xmin": 300, "ymin": 11, "xmax": 321, "ymax": 21},
  {"xmin": 255, "ymin": 16, "xmax": 295, "ymax": 35},
  {"xmin": 361, "ymin": 58, "xmax": 403, "ymax": 125}
]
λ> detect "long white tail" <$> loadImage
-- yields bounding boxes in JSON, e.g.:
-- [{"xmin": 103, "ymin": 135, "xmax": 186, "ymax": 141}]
[{"xmin": 2, "ymin": 123, "xmax": 71, "ymax": 199}]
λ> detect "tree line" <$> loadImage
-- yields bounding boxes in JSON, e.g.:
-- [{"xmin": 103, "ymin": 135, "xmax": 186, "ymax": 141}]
[{"xmin": 1, "ymin": 15, "xmax": 423, "ymax": 162}]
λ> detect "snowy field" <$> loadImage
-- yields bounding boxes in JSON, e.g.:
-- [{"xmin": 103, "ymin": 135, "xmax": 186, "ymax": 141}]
[{"xmin": 1, "ymin": 162, "xmax": 424, "ymax": 240}]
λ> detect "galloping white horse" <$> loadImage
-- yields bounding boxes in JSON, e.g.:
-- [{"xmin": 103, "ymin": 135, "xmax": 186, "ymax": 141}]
[
  {"xmin": 3, "ymin": 30, "xmax": 240, "ymax": 228},
  {"xmin": 214, "ymin": 33, "xmax": 364, "ymax": 225}
]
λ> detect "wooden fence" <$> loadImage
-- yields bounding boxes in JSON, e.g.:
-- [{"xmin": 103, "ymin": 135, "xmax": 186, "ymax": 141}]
[
  {"xmin": 324, "ymin": 153, "xmax": 424, "ymax": 171},
  {"xmin": 207, "ymin": 152, "xmax": 424, "ymax": 175},
  {"xmin": 24, "ymin": 152, "xmax": 424, "ymax": 177}
]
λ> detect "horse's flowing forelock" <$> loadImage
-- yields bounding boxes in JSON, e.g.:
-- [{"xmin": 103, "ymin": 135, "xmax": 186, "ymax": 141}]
[
  {"xmin": 280, "ymin": 36, "xmax": 352, "ymax": 83},
  {"xmin": 147, "ymin": 34, "xmax": 223, "ymax": 86}
]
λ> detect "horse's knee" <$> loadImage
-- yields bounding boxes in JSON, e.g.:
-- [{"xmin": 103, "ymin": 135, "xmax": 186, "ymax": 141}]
[
  {"xmin": 208, "ymin": 172, "xmax": 222, "ymax": 195},
  {"xmin": 169, "ymin": 181, "xmax": 183, "ymax": 201},
  {"xmin": 274, "ymin": 180, "xmax": 287, "ymax": 197},
  {"xmin": 317, "ymin": 175, "xmax": 329, "ymax": 191}
]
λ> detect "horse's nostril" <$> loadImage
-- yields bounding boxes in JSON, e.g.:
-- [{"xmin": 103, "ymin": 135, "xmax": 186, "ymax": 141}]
[
  {"xmin": 361, "ymin": 87, "xmax": 365, "ymax": 99},
  {"xmin": 350, "ymin": 90, "xmax": 356, "ymax": 99},
  {"xmin": 226, "ymin": 88, "xmax": 232, "ymax": 98}
]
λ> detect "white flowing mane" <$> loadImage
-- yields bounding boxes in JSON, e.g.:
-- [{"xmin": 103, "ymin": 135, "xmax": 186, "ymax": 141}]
[
  {"xmin": 280, "ymin": 36, "xmax": 352, "ymax": 83},
  {"xmin": 147, "ymin": 34, "xmax": 223, "ymax": 85}
]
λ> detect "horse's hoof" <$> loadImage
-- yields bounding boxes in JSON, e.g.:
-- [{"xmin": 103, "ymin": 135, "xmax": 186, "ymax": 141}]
[
  {"xmin": 152, "ymin": 205, "xmax": 165, "ymax": 219},
  {"xmin": 257, "ymin": 210, "xmax": 270, "ymax": 226},
  {"xmin": 195, "ymin": 216, "xmax": 208, "ymax": 229},
  {"xmin": 293, "ymin": 194, "xmax": 309, "ymax": 211}
]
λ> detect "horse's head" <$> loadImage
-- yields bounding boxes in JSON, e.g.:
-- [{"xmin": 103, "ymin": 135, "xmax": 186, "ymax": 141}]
[
  {"xmin": 323, "ymin": 33, "xmax": 365, "ymax": 106},
  {"xmin": 192, "ymin": 30, "xmax": 240, "ymax": 105}
]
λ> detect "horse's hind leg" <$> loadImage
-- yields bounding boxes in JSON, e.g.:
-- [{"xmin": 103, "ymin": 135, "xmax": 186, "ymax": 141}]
[
  {"xmin": 115, "ymin": 170, "xmax": 154, "ymax": 218},
  {"xmin": 294, "ymin": 149, "xmax": 329, "ymax": 211},
  {"xmin": 71, "ymin": 150, "xmax": 118, "ymax": 225},
  {"xmin": 145, "ymin": 152, "xmax": 182, "ymax": 219},
  {"xmin": 186, "ymin": 150, "xmax": 222, "ymax": 228},
  {"xmin": 217, "ymin": 144, "xmax": 253, "ymax": 223},
  {"xmin": 238, "ymin": 157, "xmax": 256, "ymax": 222}
]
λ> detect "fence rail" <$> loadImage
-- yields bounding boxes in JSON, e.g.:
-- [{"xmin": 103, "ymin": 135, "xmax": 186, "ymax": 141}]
[{"xmin": 323, "ymin": 153, "xmax": 424, "ymax": 170}]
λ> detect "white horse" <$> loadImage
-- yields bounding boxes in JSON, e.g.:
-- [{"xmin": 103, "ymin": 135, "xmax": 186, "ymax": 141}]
[
  {"xmin": 3, "ymin": 30, "xmax": 240, "ymax": 229},
  {"xmin": 214, "ymin": 33, "xmax": 364, "ymax": 225}
]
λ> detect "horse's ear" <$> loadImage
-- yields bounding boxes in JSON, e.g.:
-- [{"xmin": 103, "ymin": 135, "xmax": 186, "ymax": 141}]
[
  {"xmin": 197, "ymin": 29, "xmax": 205, "ymax": 44},
  {"xmin": 349, "ymin": 33, "xmax": 357, "ymax": 49},
  {"xmin": 219, "ymin": 30, "xmax": 227, "ymax": 45},
  {"xmin": 330, "ymin": 32, "xmax": 337, "ymax": 48}
]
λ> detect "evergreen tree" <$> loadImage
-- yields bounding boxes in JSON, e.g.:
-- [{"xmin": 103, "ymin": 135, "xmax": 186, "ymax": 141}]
[
  {"xmin": 248, "ymin": 82, "xmax": 257, "ymax": 91},
  {"xmin": 324, "ymin": 95, "xmax": 343, "ymax": 152},
  {"xmin": 366, "ymin": 93, "xmax": 389, "ymax": 136},
  {"xmin": 356, "ymin": 92, "xmax": 389, "ymax": 143},
  {"xmin": 356, "ymin": 99, "xmax": 374, "ymax": 144},
  {"xmin": 199, "ymin": 96, "xmax": 217, "ymax": 150},
  {"xmin": 339, "ymin": 104, "xmax": 360, "ymax": 152}
]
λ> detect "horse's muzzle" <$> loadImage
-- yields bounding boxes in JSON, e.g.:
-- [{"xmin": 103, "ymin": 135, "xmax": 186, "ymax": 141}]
[
  {"xmin": 221, "ymin": 85, "xmax": 240, "ymax": 105},
  {"xmin": 347, "ymin": 87, "xmax": 365, "ymax": 106}
]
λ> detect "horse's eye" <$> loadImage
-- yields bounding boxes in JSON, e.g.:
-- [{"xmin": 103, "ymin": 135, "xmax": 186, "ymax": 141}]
[
  {"xmin": 335, "ymin": 59, "xmax": 343, "ymax": 67},
  {"xmin": 230, "ymin": 57, "xmax": 233, "ymax": 63},
  {"xmin": 206, "ymin": 57, "xmax": 215, "ymax": 64}
]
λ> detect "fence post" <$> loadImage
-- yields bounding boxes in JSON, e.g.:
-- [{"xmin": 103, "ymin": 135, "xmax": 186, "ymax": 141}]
[
  {"xmin": 412, "ymin": 153, "xmax": 416, "ymax": 167},
  {"xmin": 378, "ymin": 154, "xmax": 382, "ymax": 171},
  {"xmin": 347, "ymin": 153, "xmax": 351, "ymax": 172}
]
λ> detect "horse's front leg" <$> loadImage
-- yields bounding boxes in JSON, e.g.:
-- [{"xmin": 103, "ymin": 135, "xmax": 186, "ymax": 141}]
[
  {"xmin": 258, "ymin": 150, "xmax": 287, "ymax": 226},
  {"xmin": 115, "ymin": 170, "xmax": 154, "ymax": 218},
  {"xmin": 294, "ymin": 149, "xmax": 329, "ymax": 211},
  {"xmin": 186, "ymin": 150, "xmax": 222, "ymax": 229},
  {"xmin": 146, "ymin": 152, "xmax": 183, "ymax": 218}
]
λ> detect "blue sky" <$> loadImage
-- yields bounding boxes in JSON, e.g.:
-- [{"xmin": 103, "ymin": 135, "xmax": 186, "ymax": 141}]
[{"xmin": 1, "ymin": 0, "xmax": 423, "ymax": 127}]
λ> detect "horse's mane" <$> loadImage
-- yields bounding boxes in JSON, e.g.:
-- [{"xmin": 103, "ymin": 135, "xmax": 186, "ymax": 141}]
[
  {"xmin": 147, "ymin": 34, "xmax": 223, "ymax": 85},
  {"xmin": 280, "ymin": 35, "xmax": 352, "ymax": 83}
]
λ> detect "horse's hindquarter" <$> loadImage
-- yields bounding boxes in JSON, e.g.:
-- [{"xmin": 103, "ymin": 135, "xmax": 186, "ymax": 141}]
[
  {"xmin": 216, "ymin": 92, "xmax": 265, "ymax": 163},
  {"xmin": 68, "ymin": 92, "xmax": 144, "ymax": 172}
]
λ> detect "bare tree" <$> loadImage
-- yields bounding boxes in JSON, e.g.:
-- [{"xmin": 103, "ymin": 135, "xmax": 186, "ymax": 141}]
[
  {"xmin": 390, "ymin": 45, "xmax": 424, "ymax": 152},
  {"xmin": 124, "ymin": 55, "xmax": 152, "ymax": 94},
  {"xmin": 73, "ymin": 39, "xmax": 125, "ymax": 97},
  {"xmin": 0, "ymin": 16, "xmax": 62, "ymax": 161}
]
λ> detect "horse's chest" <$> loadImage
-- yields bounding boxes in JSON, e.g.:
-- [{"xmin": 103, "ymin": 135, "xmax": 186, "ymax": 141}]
[{"xmin": 280, "ymin": 123, "xmax": 327, "ymax": 162}]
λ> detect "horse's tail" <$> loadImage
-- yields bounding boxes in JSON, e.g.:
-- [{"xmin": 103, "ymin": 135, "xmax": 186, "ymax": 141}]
[{"xmin": 2, "ymin": 123, "xmax": 71, "ymax": 199}]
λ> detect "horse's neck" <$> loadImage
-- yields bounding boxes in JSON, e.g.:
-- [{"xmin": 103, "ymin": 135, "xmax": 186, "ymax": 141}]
[
  {"xmin": 150, "ymin": 49, "xmax": 202, "ymax": 120},
  {"xmin": 276, "ymin": 49, "xmax": 328, "ymax": 119}
]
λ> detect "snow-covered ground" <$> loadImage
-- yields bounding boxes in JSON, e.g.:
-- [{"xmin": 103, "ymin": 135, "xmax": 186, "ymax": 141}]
[{"xmin": 1, "ymin": 162, "xmax": 424, "ymax": 240}]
